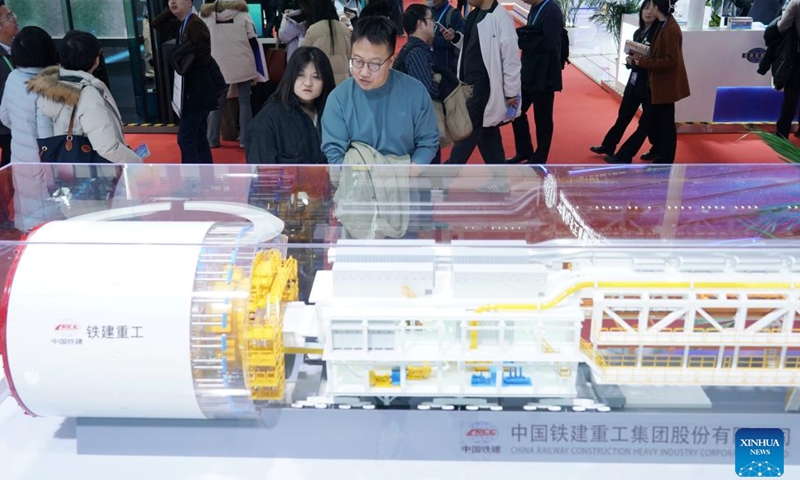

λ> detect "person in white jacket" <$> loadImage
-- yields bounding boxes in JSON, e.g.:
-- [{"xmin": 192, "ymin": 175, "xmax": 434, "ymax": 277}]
[
  {"xmin": 444, "ymin": 0, "xmax": 520, "ymax": 172},
  {"xmin": 27, "ymin": 31, "xmax": 141, "ymax": 165},
  {"xmin": 0, "ymin": 26, "xmax": 59, "ymax": 232},
  {"xmin": 279, "ymin": 0, "xmax": 313, "ymax": 60}
]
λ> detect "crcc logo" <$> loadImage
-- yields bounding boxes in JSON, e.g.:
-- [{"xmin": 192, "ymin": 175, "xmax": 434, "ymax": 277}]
[{"xmin": 464, "ymin": 422, "xmax": 499, "ymax": 445}]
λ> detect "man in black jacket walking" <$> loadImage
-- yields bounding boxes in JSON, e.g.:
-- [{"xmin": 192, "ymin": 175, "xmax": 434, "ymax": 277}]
[
  {"xmin": 775, "ymin": 0, "xmax": 800, "ymax": 138},
  {"xmin": 0, "ymin": 1, "xmax": 19, "ymax": 167},
  {"xmin": 508, "ymin": 0, "xmax": 562, "ymax": 164}
]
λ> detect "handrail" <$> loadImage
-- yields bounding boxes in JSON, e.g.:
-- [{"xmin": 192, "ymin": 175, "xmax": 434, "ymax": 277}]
[{"xmin": 474, "ymin": 281, "xmax": 797, "ymax": 314}]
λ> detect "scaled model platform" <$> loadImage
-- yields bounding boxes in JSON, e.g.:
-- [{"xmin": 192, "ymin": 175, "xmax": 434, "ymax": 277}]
[{"xmin": 0, "ymin": 162, "xmax": 799, "ymax": 421}]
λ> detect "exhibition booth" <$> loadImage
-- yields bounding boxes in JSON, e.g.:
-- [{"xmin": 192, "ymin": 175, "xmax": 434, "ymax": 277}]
[
  {"xmin": 617, "ymin": 12, "xmax": 776, "ymax": 127},
  {"xmin": 509, "ymin": 0, "xmax": 779, "ymax": 131}
]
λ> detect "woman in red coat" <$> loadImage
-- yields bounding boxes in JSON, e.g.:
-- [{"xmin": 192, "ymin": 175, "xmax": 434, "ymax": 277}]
[{"xmin": 633, "ymin": 0, "xmax": 690, "ymax": 164}]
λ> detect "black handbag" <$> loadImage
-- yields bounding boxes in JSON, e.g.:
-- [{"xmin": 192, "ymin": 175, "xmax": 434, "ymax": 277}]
[{"xmin": 38, "ymin": 88, "xmax": 108, "ymax": 164}]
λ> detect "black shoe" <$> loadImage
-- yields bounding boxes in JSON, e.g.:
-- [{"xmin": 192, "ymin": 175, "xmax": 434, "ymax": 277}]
[
  {"xmin": 506, "ymin": 154, "xmax": 532, "ymax": 164},
  {"xmin": 589, "ymin": 145, "xmax": 614, "ymax": 155},
  {"xmin": 604, "ymin": 155, "xmax": 631, "ymax": 164},
  {"xmin": 525, "ymin": 153, "xmax": 547, "ymax": 165},
  {"xmin": 640, "ymin": 151, "xmax": 655, "ymax": 161}
]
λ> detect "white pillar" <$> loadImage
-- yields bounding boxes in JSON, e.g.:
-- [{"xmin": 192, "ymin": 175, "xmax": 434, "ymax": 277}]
[{"xmin": 687, "ymin": 0, "xmax": 707, "ymax": 30}]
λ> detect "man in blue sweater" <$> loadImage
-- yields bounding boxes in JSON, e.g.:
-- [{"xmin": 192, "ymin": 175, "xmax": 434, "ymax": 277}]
[{"xmin": 321, "ymin": 16, "xmax": 440, "ymax": 165}]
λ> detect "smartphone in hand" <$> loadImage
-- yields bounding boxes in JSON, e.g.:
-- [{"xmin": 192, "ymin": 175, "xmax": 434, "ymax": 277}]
[{"xmin": 134, "ymin": 143, "xmax": 151, "ymax": 159}]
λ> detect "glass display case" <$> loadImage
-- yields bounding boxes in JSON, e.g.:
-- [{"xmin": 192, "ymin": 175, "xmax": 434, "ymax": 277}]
[{"xmin": 0, "ymin": 163, "xmax": 797, "ymax": 477}]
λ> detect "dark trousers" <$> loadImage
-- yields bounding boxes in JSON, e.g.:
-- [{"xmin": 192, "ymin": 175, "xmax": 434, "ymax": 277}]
[
  {"xmin": 616, "ymin": 96, "xmax": 656, "ymax": 163},
  {"xmin": 777, "ymin": 63, "xmax": 800, "ymax": 138},
  {"xmin": 391, "ymin": 0, "xmax": 404, "ymax": 33},
  {"xmin": 0, "ymin": 133, "xmax": 10, "ymax": 168},
  {"xmin": 602, "ymin": 82, "xmax": 642, "ymax": 151},
  {"xmin": 446, "ymin": 92, "xmax": 505, "ymax": 165},
  {"xmin": 650, "ymin": 102, "xmax": 676, "ymax": 163},
  {"xmin": 178, "ymin": 101, "xmax": 213, "ymax": 164},
  {"xmin": 0, "ymin": 134, "xmax": 10, "ymax": 223},
  {"xmin": 446, "ymin": 124, "xmax": 505, "ymax": 165},
  {"xmin": 260, "ymin": 0, "xmax": 278, "ymax": 37},
  {"xmin": 511, "ymin": 89, "xmax": 554, "ymax": 163}
]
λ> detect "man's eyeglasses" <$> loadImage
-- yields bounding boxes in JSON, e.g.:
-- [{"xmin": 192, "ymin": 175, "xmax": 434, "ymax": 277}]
[
  {"xmin": 350, "ymin": 56, "xmax": 392, "ymax": 73},
  {"xmin": 0, "ymin": 12, "xmax": 16, "ymax": 24}
]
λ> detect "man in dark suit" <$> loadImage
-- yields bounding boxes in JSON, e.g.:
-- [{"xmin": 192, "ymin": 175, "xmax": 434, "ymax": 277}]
[
  {"xmin": 153, "ymin": 0, "xmax": 218, "ymax": 164},
  {"xmin": 508, "ymin": 0, "xmax": 563, "ymax": 164}
]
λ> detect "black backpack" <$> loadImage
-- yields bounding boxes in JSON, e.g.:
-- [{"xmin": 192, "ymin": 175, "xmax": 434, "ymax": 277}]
[{"xmin": 393, "ymin": 42, "xmax": 425, "ymax": 74}]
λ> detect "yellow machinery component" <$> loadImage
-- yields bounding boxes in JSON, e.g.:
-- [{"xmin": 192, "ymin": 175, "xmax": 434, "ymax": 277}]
[
  {"xmin": 369, "ymin": 366, "xmax": 430, "ymax": 387},
  {"xmin": 474, "ymin": 281, "xmax": 797, "ymax": 314},
  {"xmin": 406, "ymin": 366, "xmax": 431, "ymax": 380},
  {"xmin": 472, "ymin": 365, "xmax": 510, "ymax": 372},
  {"xmin": 580, "ymin": 339, "xmax": 608, "ymax": 368},
  {"xmin": 401, "ymin": 285, "xmax": 417, "ymax": 298},
  {"xmin": 196, "ymin": 266, "xmax": 249, "ymax": 376},
  {"xmin": 469, "ymin": 320, "xmax": 478, "ymax": 349},
  {"xmin": 248, "ymin": 250, "xmax": 282, "ymax": 313},
  {"xmin": 242, "ymin": 249, "xmax": 299, "ymax": 402},
  {"xmin": 369, "ymin": 371, "xmax": 396, "ymax": 388}
]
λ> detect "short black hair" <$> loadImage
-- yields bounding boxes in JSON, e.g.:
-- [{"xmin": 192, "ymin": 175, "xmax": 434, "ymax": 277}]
[
  {"xmin": 360, "ymin": 0, "xmax": 394, "ymax": 19},
  {"xmin": 403, "ymin": 4, "xmax": 430, "ymax": 36},
  {"xmin": 274, "ymin": 46, "xmax": 336, "ymax": 115},
  {"xmin": 58, "ymin": 30, "xmax": 102, "ymax": 72},
  {"xmin": 11, "ymin": 26, "xmax": 58, "ymax": 68},
  {"xmin": 351, "ymin": 15, "xmax": 397, "ymax": 56}
]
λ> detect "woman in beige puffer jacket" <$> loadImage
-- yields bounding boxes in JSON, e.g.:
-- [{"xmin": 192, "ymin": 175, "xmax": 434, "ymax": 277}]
[
  {"xmin": 304, "ymin": 0, "xmax": 351, "ymax": 85},
  {"xmin": 201, "ymin": 0, "xmax": 259, "ymax": 147}
]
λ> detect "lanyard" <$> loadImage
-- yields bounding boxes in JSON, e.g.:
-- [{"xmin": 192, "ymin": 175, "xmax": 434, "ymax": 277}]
[
  {"xmin": 178, "ymin": 12, "xmax": 193, "ymax": 43},
  {"xmin": 1, "ymin": 56, "xmax": 11, "ymax": 71},
  {"xmin": 437, "ymin": 3, "xmax": 450, "ymax": 24},
  {"xmin": 528, "ymin": 0, "xmax": 549, "ymax": 26}
]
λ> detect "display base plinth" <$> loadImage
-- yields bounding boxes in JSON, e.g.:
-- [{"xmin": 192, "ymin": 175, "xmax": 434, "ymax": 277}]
[{"xmin": 75, "ymin": 406, "xmax": 800, "ymax": 464}]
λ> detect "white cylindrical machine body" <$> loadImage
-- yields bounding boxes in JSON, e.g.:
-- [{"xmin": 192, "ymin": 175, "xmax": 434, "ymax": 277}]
[{"xmin": 2, "ymin": 221, "xmax": 244, "ymax": 419}]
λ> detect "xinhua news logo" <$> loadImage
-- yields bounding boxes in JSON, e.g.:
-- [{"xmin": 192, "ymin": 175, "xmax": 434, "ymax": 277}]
[{"xmin": 735, "ymin": 428, "xmax": 784, "ymax": 477}]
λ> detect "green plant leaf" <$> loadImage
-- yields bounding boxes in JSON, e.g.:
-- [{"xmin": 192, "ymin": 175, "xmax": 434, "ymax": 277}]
[
  {"xmin": 751, "ymin": 129, "xmax": 800, "ymax": 163},
  {"xmin": 588, "ymin": 0, "xmax": 642, "ymax": 51}
]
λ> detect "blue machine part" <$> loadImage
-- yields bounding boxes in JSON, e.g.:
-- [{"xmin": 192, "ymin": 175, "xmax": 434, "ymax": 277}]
[
  {"xmin": 221, "ymin": 334, "xmax": 227, "ymax": 353},
  {"xmin": 222, "ymin": 312, "xmax": 228, "ymax": 329},
  {"xmin": 502, "ymin": 366, "xmax": 532, "ymax": 386},
  {"xmin": 391, "ymin": 367, "xmax": 401, "ymax": 386},
  {"xmin": 471, "ymin": 366, "xmax": 497, "ymax": 387}
]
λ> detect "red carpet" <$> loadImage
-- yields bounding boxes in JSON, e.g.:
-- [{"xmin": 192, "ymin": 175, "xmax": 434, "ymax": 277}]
[{"xmin": 125, "ymin": 66, "xmax": 784, "ymax": 166}]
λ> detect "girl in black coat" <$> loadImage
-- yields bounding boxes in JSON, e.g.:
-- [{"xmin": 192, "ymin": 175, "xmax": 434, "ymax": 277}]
[
  {"xmin": 244, "ymin": 46, "xmax": 336, "ymax": 163},
  {"xmin": 589, "ymin": 1, "xmax": 657, "ymax": 159}
]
